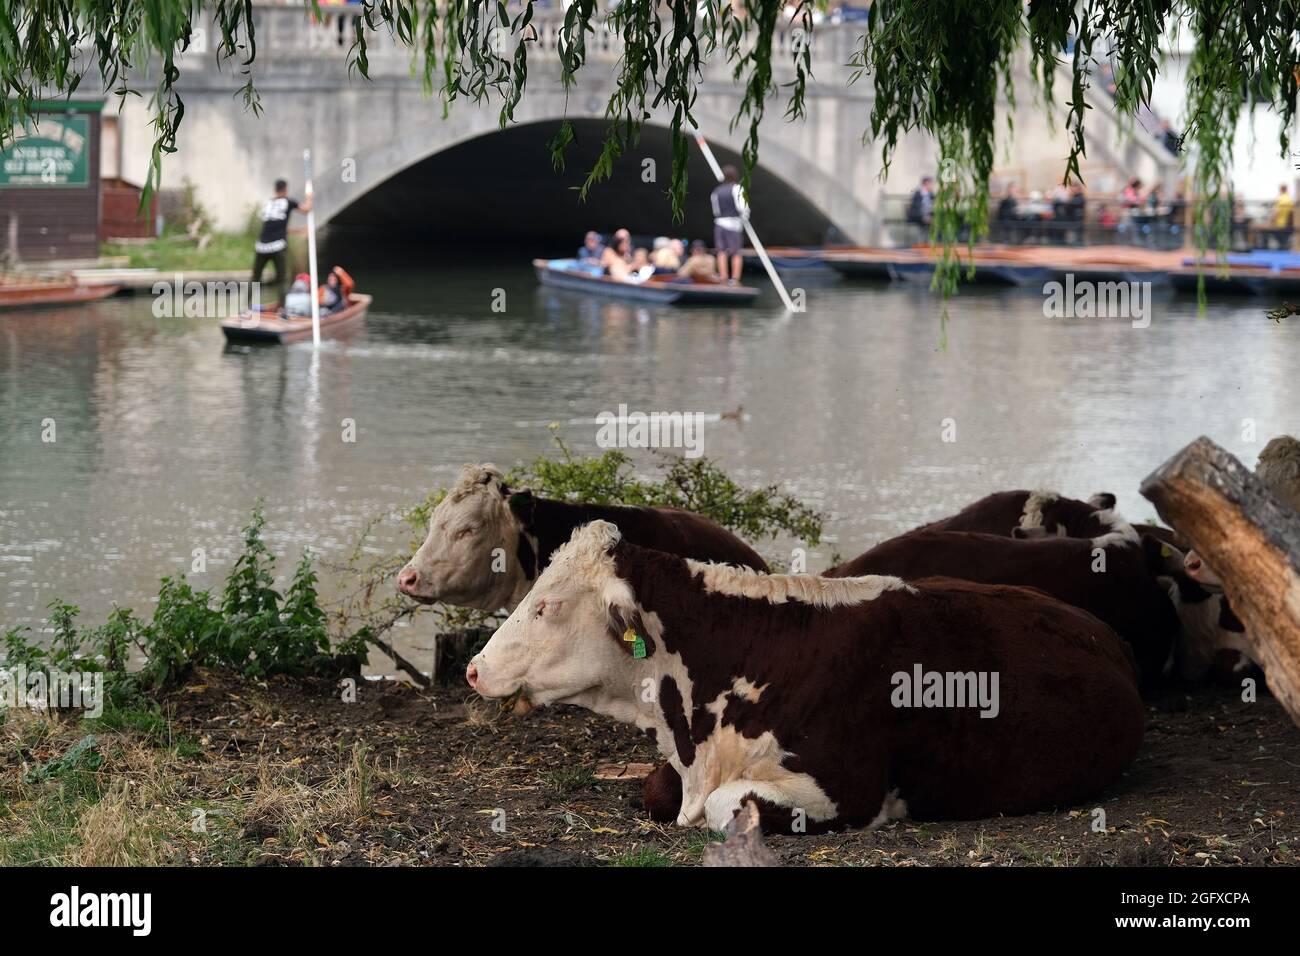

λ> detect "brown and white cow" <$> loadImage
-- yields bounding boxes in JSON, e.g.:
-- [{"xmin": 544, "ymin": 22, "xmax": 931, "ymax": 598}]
[
  {"xmin": 914, "ymin": 488, "xmax": 1119, "ymax": 540},
  {"xmin": 396, "ymin": 464, "xmax": 766, "ymax": 821},
  {"xmin": 468, "ymin": 521, "xmax": 1144, "ymax": 833},
  {"xmin": 826, "ymin": 520, "xmax": 1177, "ymax": 684},
  {"xmin": 396, "ymin": 464, "xmax": 769, "ymax": 611},
  {"xmin": 1142, "ymin": 536, "xmax": 1256, "ymax": 681}
]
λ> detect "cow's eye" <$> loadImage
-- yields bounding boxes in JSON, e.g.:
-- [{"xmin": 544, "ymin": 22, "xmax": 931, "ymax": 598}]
[{"xmin": 455, "ymin": 526, "xmax": 475, "ymax": 539}]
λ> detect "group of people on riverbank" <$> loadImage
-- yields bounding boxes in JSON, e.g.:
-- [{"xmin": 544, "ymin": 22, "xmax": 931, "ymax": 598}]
[
  {"xmin": 907, "ymin": 172, "xmax": 1296, "ymax": 252},
  {"xmin": 574, "ymin": 165, "xmax": 750, "ymax": 285}
]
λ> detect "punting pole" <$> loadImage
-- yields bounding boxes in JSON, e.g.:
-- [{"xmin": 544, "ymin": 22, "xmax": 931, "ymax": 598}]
[
  {"xmin": 303, "ymin": 149, "xmax": 321, "ymax": 348},
  {"xmin": 689, "ymin": 125, "xmax": 797, "ymax": 313}
]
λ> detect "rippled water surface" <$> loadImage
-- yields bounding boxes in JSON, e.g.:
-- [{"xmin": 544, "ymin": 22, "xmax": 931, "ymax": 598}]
[{"xmin": 3, "ymin": 250, "xmax": 1296, "ymax": 660}]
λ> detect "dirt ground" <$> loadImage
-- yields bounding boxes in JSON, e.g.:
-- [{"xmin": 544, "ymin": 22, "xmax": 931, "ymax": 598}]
[
  {"xmin": 155, "ymin": 671, "xmax": 1300, "ymax": 865},
  {"xmin": 5, "ymin": 669, "xmax": 1297, "ymax": 866}
]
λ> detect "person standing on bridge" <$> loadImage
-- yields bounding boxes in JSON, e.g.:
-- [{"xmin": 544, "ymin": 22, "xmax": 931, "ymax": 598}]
[
  {"xmin": 252, "ymin": 178, "xmax": 313, "ymax": 308},
  {"xmin": 710, "ymin": 165, "xmax": 748, "ymax": 284}
]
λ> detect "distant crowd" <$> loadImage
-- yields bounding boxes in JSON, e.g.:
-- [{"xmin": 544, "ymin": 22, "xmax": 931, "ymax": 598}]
[{"xmin": 906, "ymin": 175, "xmax": 1297, "ymax": 251}]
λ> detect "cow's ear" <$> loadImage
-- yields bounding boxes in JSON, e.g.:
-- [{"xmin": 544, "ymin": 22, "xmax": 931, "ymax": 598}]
[
  {"xmin": 507, "ymin": 490, "xmax": 535, "ymax": 524},
  {"xmin": 1141, "ymin": 532, "xmax": 1184, "ymax": 576},
  {"xmin": 1089, "ymin": 492, "xmax": 1118, "ymax": 510},
  {"xmin": 606, "ymin": 602, "xmax": 655, "ymax": 659}
]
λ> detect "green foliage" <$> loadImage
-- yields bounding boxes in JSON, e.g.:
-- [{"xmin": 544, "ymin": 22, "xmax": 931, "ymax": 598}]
[
  {"xmin": 508, "ymin": 437, "xmax": 822, "ymax": 546},
  {"xmin": 5, "ymin": 0, "xmax": 1297, "ymax": 289},
  {"xmin": 1, "ymin": 504, "xmax": 351, "ymax": 713},
  {"xmin": 24, "ymin": 734, "xmax": 102, "ymax": 784}
]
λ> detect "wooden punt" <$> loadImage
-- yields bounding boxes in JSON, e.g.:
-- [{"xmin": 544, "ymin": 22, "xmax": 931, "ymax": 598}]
[
  {"xmin": 221, "ymin": 293, "xmax": 371, "ymax": 344},
  {"xmin": 0, "ymin": 280, "xmax": 120, "ymax": 310},
  {"xmin": 533, "ymin": 259, "xmax": 759, "ymax": 305}
]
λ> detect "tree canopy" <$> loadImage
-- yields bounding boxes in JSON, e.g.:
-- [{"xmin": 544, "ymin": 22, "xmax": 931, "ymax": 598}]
[{"xmin": 2, "ymin": 0, "xmax": 1297, "ymax": 266}]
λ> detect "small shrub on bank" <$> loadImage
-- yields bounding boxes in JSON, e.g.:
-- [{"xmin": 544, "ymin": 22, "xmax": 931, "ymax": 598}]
[{"xmin": 1, "ymin": 504, "xmax": 359, "ymax": 714}]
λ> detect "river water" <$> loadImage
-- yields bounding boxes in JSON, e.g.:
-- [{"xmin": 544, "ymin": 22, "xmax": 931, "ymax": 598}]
[{"xmin": 3, "ymin": 248, "xmax": 1296, "ymax": 666}]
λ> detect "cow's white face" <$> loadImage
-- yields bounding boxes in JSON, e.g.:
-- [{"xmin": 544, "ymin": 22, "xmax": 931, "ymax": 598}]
[
  {"xmin": 468, "ymin": 521, "xmax": 631, "ymax": 706},
  {"xmin": 396, "ymin": 465, "xmax": 526, "ymax": 611}
]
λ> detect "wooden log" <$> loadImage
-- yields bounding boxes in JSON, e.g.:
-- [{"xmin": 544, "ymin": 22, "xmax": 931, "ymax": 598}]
[
  {"xmin": 1140, "ymin": 436, "xmax": 1300, "ymax": 726},
  {"xmin": 702, "ymin": 800, "xmax": 778, "ymax": 867}
]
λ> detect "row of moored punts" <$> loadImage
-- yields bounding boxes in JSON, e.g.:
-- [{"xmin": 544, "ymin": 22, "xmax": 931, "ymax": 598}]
[{"xmin": 743, "ymin": 244, "xmax": 1300, "ymax": 295}]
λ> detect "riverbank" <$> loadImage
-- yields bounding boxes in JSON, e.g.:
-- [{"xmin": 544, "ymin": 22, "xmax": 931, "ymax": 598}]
[
  {"xmin": 98, "ymin": 229, "xmax": 306, "ymax": 275},
  {"xmin": 3, "ymin": 669, "xmax": 1296, "ymax": 866}
]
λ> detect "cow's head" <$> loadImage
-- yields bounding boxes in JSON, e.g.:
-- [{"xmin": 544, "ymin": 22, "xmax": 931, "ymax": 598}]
[
  {"xmin": 1012, "ymin": 490, "xmax": 1120, "ymax": 540},
  {"xmin": 467, "ymin": 520, "xmax": 648, "ymax": 707},
  {"xmin": 396, "ymin": 464, "xmax": 531, "ymax": 611}
]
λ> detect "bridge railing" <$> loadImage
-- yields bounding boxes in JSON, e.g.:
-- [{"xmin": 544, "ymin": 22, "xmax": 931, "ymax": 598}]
[{"xmin": 236, "ymin": 4, "xmax": 863, "ymax": 80}]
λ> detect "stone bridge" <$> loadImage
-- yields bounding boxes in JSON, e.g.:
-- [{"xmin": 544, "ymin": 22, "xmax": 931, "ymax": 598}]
[{"xmin": 116, "ymin": 5, "xmax": 1179, "ymax": 244}]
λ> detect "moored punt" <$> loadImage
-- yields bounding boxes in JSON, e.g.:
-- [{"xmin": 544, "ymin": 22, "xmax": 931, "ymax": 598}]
[
  {"xmin": 820, "ymin": 247, "xmax": 897, "ymax": 279},
  {"xmin": 0, "ymin": 278, "xmax": 121, "ymax": 310},
  {"xmin": 1168, "ymin": 252, "xmax": 1300, "ymax": 296},
  {"xmin": 533, "ymin": 259, "xmax": 759, "ymax": 305},
  {"xmin": 825, "ymin": 246, "xmax": 1056, "ymax": 286},
  {"xmin": 221, "ymin": 293, "xmax": 372, "ymax": 344},
  {"xmin": 740, "ymin": 246, "xmax": 832, "ymax": 272}
]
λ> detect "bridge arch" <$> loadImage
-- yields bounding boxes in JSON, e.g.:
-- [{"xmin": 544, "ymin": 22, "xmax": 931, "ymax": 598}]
[{"xmin": 317, "ymin": 108, "xmax": 860, "ymax": 247}]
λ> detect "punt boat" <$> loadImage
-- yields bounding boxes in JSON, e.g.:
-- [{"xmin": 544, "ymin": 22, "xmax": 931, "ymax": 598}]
[
  {"xmin": 533, "ymin": 259, "xmax": 760, "ymax": 305},
  {"xmin": 221, "ymin": 293, "xmax": 372, "ymax": 344}
]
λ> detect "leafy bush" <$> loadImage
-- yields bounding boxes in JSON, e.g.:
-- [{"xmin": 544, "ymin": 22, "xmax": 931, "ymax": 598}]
[
  {"xmin": 1, "ymin": 505, "xmax": 354, "ymax": 711},
  {"xmin": 512, "ymin": 436, "xmax": 822, "ymax": 546}
]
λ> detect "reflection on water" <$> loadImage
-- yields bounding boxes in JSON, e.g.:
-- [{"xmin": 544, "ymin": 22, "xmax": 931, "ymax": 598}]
[{"xmin": 2, "ymin": 257, "xmax": 1296, "ymax": 664}]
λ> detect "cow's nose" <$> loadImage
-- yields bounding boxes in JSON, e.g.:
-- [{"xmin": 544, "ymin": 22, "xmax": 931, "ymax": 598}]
[
  {"xmin": 397, "ymin": 567, "xmax": 420, "ymax": 594},
  {"xmin": 466, "ymin": 663, "xmax": 479, "ymax": 690},
  {"xmin": 1184, "ymin": 553, "xmax": 1203, "ymax": 574}
]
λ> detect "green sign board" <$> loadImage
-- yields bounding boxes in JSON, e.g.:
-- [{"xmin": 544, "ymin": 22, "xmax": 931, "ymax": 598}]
[{"xmin": 0, "ymin": 113, "xmax": 91, "ymax": 188}]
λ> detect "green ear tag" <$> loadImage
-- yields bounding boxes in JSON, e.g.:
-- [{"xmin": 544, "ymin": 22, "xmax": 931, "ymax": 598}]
[{"xmin": 631, "ymin": 636, "xmax": 647, "ymax": 659}]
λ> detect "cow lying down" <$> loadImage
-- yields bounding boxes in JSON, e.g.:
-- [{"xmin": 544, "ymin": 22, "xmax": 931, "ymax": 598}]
[
  {"xmin": 397, "ymin": 464, "xmax": 768, "ymax": 611},
  {"xmin": 827, "ymin": 519, "xmax": 1177, "ymax": 685},
  {"xmin": 917, "ymin": 488, "xmax": 1119, "ymax": 539},
  {"xmin": 468, "ymin": 521, "xmax": 1143, "ymax": 833}
]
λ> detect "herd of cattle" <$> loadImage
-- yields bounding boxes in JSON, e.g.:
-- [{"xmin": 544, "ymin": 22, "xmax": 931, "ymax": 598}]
[{"xmin": 395, "ymin": 436, "xmax": 1300, "ymax": 835}]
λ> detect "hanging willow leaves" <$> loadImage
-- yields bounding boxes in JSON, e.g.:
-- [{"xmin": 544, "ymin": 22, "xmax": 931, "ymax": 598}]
[{"xmin": 1, "ymin": 0, "xmax": 1298, "ymax": 295}]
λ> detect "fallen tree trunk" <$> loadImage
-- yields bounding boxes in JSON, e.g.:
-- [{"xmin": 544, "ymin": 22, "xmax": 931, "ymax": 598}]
[{"xmin": 1140, "ymin": 436, "xmax": 1300, "ymax": 727}]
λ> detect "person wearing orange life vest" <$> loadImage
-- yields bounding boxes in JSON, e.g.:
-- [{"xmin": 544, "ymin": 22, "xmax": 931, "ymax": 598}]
[{"xmin": 318, "ymin": 266, "xmax": 355, "ymax": 314}]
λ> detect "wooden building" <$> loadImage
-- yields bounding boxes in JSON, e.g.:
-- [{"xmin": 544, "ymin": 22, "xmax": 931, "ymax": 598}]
[{"xmin": 0, "ymin": 101, "xmax": 102, "ymax": 263}]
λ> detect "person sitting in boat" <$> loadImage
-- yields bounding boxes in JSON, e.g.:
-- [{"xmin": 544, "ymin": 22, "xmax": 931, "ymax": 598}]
[
  {"xmin": 320, "ymin": 271, "xmax": 345, "ymax": 314},
  {"xmin": 600, "ymin": 232, "xmax": 634, "ymax": 280},
  {"xmin": 676, "ymin": 240, "xmax": 718, "ymax": 281},
  {"xmin": 626, "ymin": 247, "xmax": 656, "ymax": 283},
  {"xmin": 577, "ymin": 231, "xmax": 605, "ymax": 265},
  {"xmin": 282, "ymin": 274, "xmax": 314, "ymax": 317},
  {"xmin": 318, "ymin": 265, "xmax": 355, "ymax": 314},
  {"xmin": 651, "ymin": 237, "xmax": 683, "ymax": 270}
]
